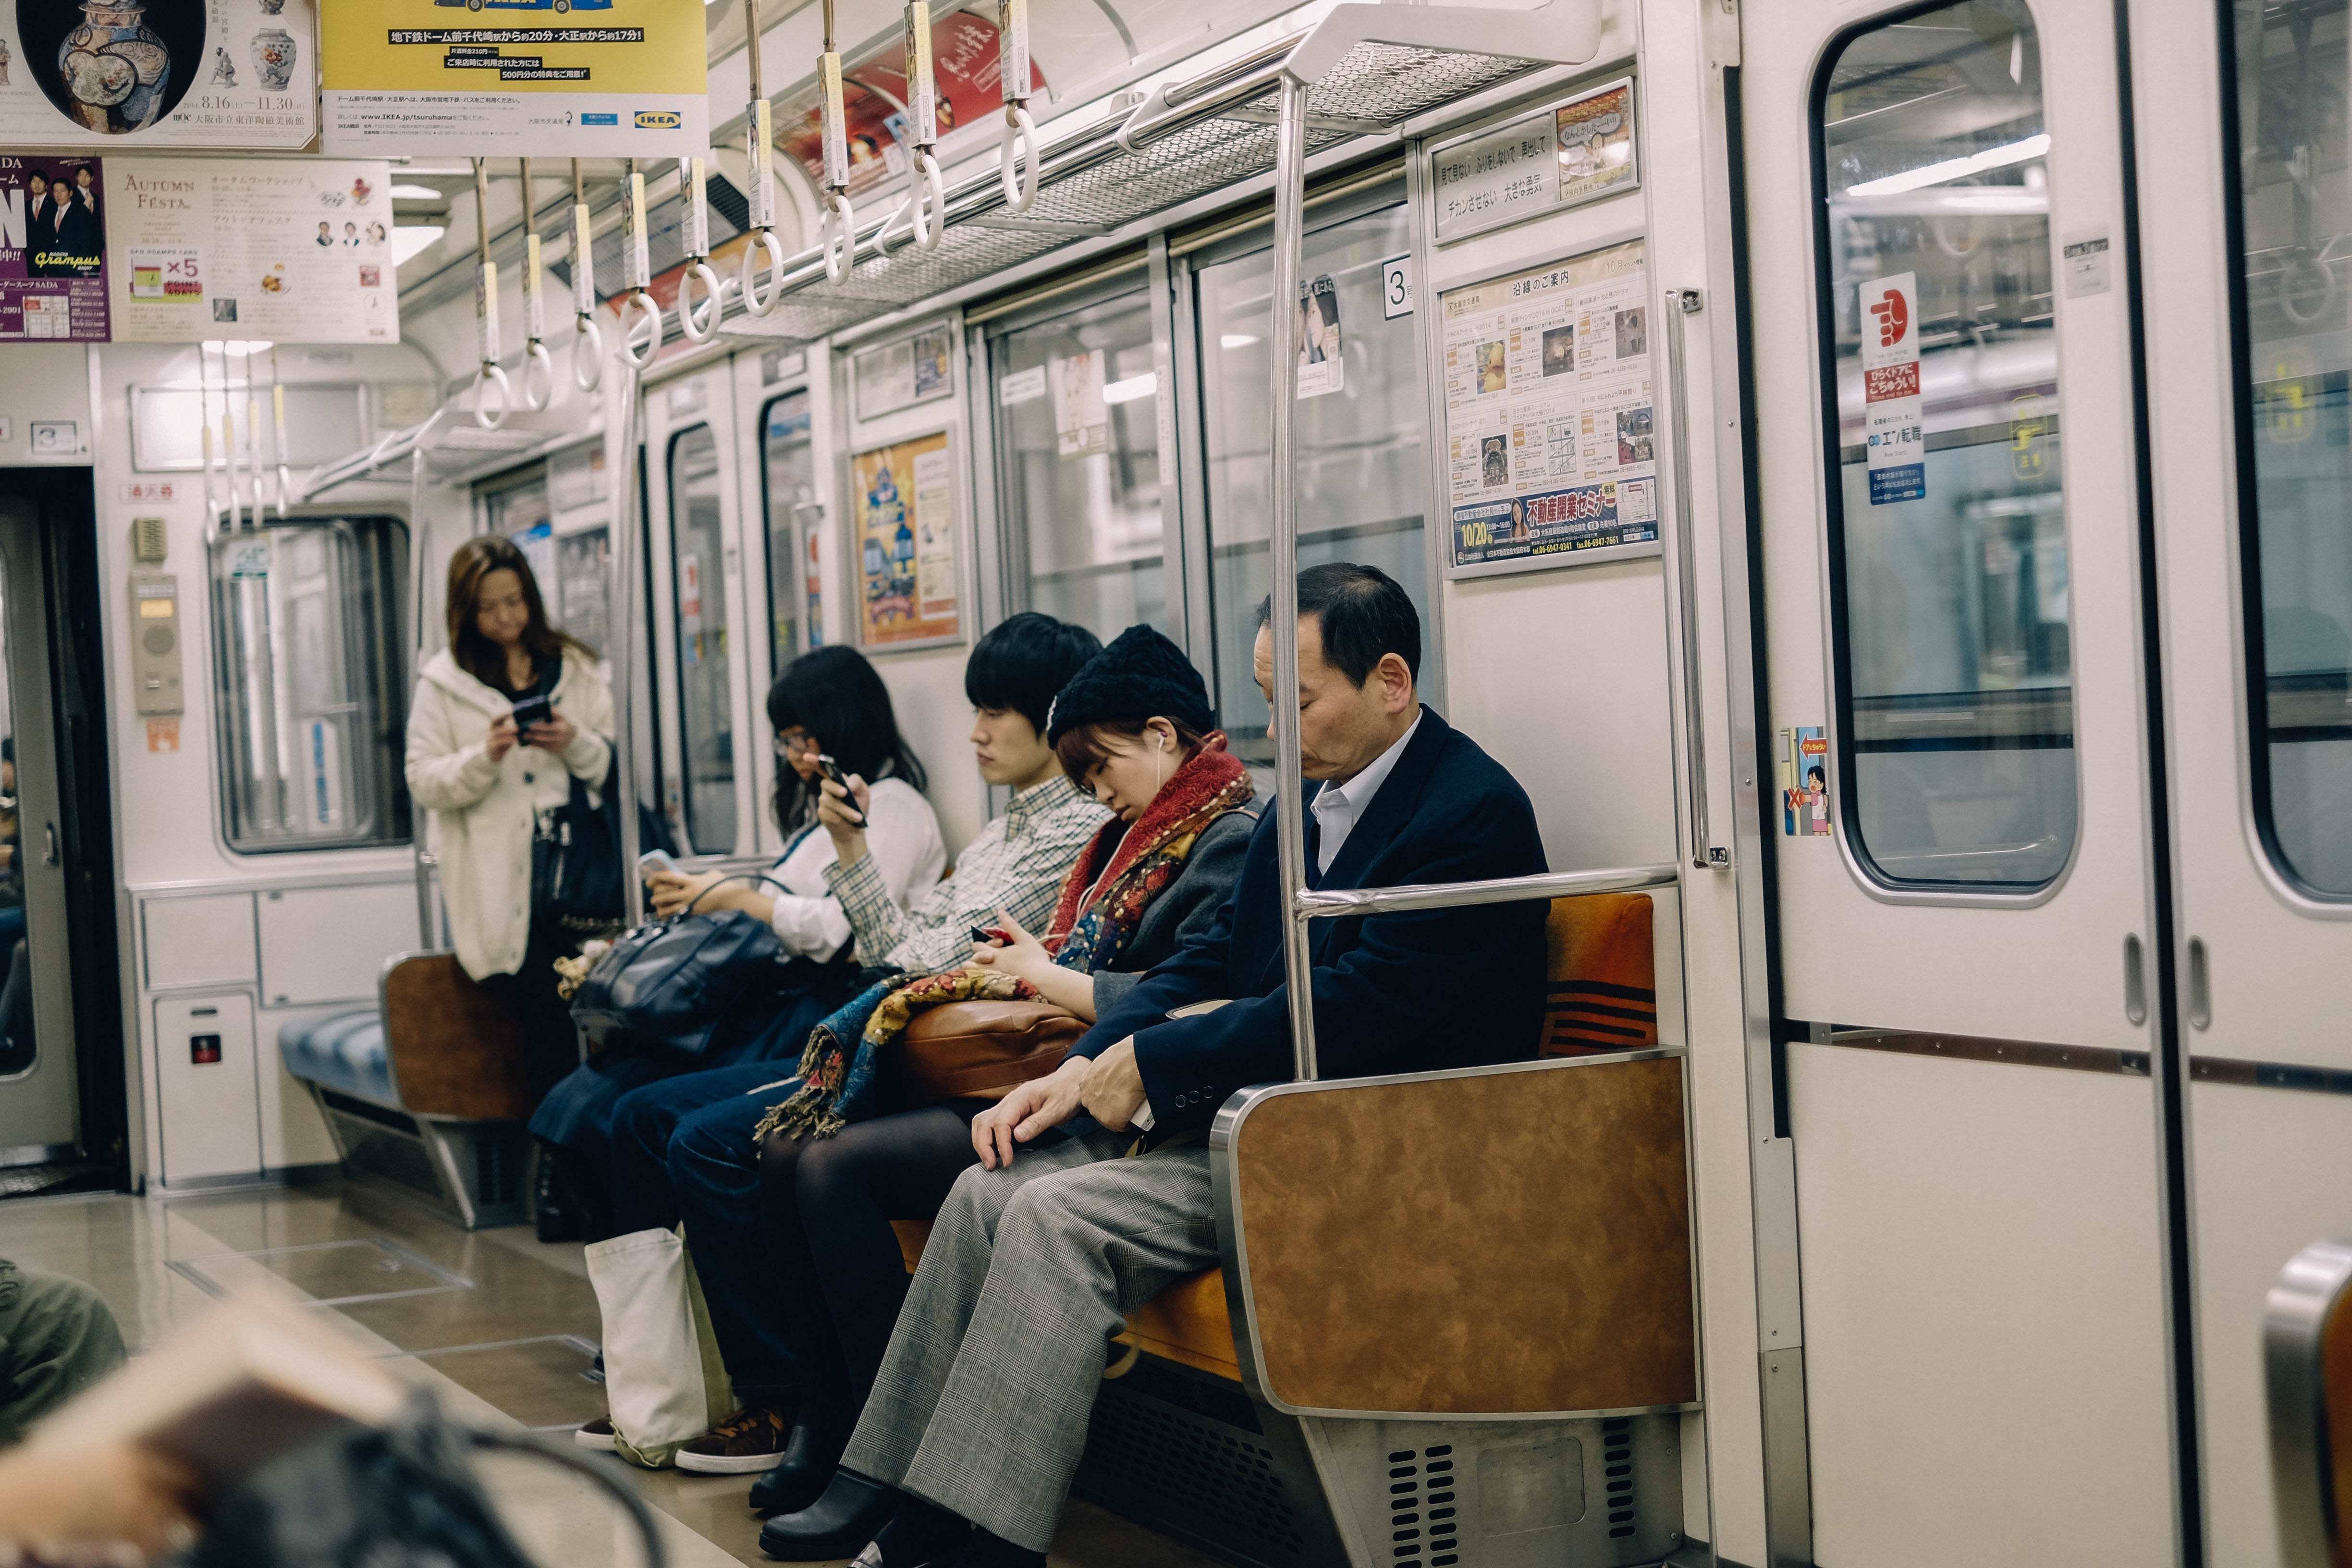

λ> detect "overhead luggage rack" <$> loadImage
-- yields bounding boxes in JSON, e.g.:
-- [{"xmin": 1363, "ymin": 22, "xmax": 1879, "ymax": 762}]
[
  {"xmin": 725, "ymin": 8, "xmax": 1590, "ymax": 342},
  {"xmin": 292, "ymin": 407, "xmax": 580, "ymax": 504}
]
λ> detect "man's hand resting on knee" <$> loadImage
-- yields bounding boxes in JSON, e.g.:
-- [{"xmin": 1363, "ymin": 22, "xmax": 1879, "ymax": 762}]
[{"xmin": 972, "ymin": 1057, "xmax": 1091, "ymax": 1169}]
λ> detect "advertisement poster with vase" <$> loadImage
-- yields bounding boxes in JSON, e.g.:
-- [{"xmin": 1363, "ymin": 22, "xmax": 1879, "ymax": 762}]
[{"xmin": 0, "ymin": 0, "xmax": 317, "ymax": 147}]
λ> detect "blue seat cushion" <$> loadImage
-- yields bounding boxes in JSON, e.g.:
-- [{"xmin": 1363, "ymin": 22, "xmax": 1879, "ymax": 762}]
[{"xmin": 279, "ymin": 1009, "xmax": 398, "ymax": 1109}]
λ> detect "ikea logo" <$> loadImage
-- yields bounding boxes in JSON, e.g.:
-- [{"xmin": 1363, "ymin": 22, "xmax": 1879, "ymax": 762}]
[{"xmin": 634, "ymin": 110, "xmax": 681, "ymax": 129}]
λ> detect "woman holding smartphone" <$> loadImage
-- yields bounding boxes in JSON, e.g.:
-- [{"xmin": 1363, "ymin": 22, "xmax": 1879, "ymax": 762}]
[
  {"xmin": 528, "ymin": 645, "xmax": 945, "ymax": 1240},
  {"xmin": 405, "ymin": 536, "xmax": 615, "ymax": 1110}
]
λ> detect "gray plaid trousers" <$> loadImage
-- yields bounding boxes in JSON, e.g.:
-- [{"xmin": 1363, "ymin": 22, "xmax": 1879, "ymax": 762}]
[{"xmin": 839, "ymin": 1126, "xmax": 1220, "ymax": 1551}]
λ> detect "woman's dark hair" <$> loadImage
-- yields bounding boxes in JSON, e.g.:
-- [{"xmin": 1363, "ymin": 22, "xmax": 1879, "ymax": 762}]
[
  {"xmin": 444, "ymin": 535, "xmax": 591, "ymax": 689},
  {"xmin": 964, "ymin": 612, "xmax": 1103, "ymax": 735},
  {"xmin": 1254, "ymin": 562, "xmax": 1422, "ymax": 685},
  {"xmin": 767, "ymin": 645, "xmax": 927, "ymax": 830},
  {"xmin": 1053, "ymin": 716, "xmax": 1210, "ymax": 784}
]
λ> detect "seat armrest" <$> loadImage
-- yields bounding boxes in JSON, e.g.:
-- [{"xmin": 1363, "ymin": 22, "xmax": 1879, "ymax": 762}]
[
  {"xmin": 379, "ymin": 952, "xmax": 535, "ymax": 1121},
  {"xmin": 2266, "ymin": 1238, "xmax": 2352, "ymax": 1567}
]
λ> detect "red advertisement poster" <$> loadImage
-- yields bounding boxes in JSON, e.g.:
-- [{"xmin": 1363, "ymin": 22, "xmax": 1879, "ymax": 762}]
[
  {"xmin": 776, "ymin": 12, "xmax": 1042, "ymax": 198},
  {"xmin": 0, "ymin": 153, "xmax": 107, "ymax": 341}
]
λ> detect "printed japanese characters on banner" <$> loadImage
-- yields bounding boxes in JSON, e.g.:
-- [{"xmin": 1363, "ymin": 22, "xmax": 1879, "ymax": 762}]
[
  {"xmin": 0, "ymin": 153, "xmax": 104, "ymax": 339},
  {"xmin": 1297, "ymin": 274, "xmax": 1342, "ymax": 398},
  {"xmin": 321, "ymin": 0, "xmax": 707, "ymax": 157},
  {"xmin": 0, "ymin": 0, "xmax": 317, "ymax": 149},
  {"xmin": 1430, "ymin": 78, "xmax": 1638, "ymax": 243},
  {"xmin": 1860, "ymin": 270, "xmax": 1925, "ymax": 504},
  {"xmin": 852, "ymin": 322, "xmax": 952, "ymax": 418},
  {"xmin": 855, "ymin": 432, "xmax": 960, "ymax": 647},
  {"xmin": 1051, "ymin": 351, "xmax": 1106, "ymax": 460},
  {"xmin": 1441, "ymin": 238, "xmax": 1659, "ymax": 574},
  {"xmin": 106, "ymin": 157, "xmax": 398, "ymax": 343}
]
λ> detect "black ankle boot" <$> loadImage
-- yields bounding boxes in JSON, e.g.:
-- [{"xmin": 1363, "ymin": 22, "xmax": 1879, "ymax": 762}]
[
  {"xmin": 534, "ymin": 1147, "xmax": 578, "ymax": 1242},
  {"xmin": 757, "ymin": 1469, "xmax": 896, "ymax": 1561},
  {"xmin": 747, "ymin": 1415, "xmax": 846, "ymax": 1516}
]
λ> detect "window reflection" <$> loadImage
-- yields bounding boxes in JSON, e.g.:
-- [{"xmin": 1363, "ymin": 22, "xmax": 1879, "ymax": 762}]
[
  {"xmin": 1197, "ymin": 200, "xmax": 1428, "ymax": 766},
  {"xmin": 2232, "ymin": 0, "xmax": 2352, "ymax": 895},
  {"xmin": 668, "ymin": 426, "xmax": 735, "ymax": 853},
  {"xmin": 1817, "ymin": 0, "xmax": 2076, "ymax": 887},
  {"xmin": 764, "ymin": 392, "xmax": 820, "ymax": 665}
]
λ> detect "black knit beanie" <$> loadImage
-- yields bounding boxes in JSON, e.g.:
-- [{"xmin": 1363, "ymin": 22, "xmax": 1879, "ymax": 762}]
[{"xmin": 1045, "ymin": 624, "xmax": 1213, "ymax": 745}]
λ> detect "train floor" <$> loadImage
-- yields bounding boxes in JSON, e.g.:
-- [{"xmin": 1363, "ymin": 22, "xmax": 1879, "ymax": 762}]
[{"xmin": 0, "ymin": 1178, "xmax": 1224, "ymax": 1568}]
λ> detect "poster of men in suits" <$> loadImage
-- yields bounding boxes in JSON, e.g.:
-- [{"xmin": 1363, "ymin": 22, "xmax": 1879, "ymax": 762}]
[{"xmin": 0, "ymin": 153, "xmax": 106, "ymax": 340}]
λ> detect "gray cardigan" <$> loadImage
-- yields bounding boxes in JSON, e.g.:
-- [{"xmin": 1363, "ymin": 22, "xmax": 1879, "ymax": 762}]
[{"xmin": 1090, "ymin": 806, "xmax": 1259, "ymax": 1018}]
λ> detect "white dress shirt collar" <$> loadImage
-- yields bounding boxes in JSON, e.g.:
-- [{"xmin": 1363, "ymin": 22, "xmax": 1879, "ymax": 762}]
[{"xmin": 1309, "ymin": 709, "xmax": 1422, "ymax": 874}]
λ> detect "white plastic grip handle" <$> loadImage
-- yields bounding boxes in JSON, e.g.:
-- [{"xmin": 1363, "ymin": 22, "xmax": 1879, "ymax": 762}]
[
  {"xmin": 520, "ymin": 339, "xmax": 554, "ymax": 413},
  {"xmin": 618, "ymin": 290, "xmax": 664, "ymax": 368},
  {"xmin": 821, "ymin": 191, "xmax": 855, "ymax": 283},
  {"xmin": 473, "ymin": 362, "xmax": 512, "ymax": 430},
  {"xmin": 572, "ymin": 313, "xmax": 606, "ymax": 392},
  {"xmin": 676, "ymin": 260, "xmax": 723, "ymax": 343},
  {"xmin": 912, "ymin": 149, "xmax": 947, "ymax": 250},
  {"xmin": 740, "ymin": 228, "xmax": 788, "ymax": 317},
  {"xmin": 1000, "ymin": 105, "xmax": 1039, "ymax": 214}
]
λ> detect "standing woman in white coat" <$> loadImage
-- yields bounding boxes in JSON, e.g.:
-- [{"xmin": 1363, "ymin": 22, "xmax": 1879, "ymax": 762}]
[{"xmin": 406, "ymin": 535, "xmax": 616, "ymax": 1108}]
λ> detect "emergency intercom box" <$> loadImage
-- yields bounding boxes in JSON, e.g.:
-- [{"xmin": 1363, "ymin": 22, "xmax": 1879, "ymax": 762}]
[{"xmin": 128, "ymin": 569, "xmax": 184, "ymax": 718}]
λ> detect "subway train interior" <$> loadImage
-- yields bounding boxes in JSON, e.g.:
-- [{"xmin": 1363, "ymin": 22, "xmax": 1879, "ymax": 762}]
[{"xmin": 0, "ymin": 0, "xmax": 2347, "ymax": 1562}]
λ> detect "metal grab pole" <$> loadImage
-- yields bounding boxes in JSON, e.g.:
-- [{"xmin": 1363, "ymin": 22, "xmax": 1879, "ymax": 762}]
[
  {"xmin": 608, "ymin": 364, "xmax": 645, "ymax": 927},
  {"xmin": 410, "ymin": 441, "xmax": 437, "ymax": 947},
  {"xmin": 1267, "ymin": 73, "xmax": 1316, "ymax": 1084}
]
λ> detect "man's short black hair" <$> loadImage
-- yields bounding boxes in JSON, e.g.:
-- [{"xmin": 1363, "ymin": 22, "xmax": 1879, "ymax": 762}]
[
  {"xmin": 1255, "ymin": 563, "xmax": 1421, "ymax": 687},
  {"xmin": 965, "ymin": 612, "xmax": 1104, "ymax": 735}
]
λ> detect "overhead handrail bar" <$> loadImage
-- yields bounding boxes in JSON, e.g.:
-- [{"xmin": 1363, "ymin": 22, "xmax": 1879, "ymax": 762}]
[
  {"xmin": 570, "ymin": 160, "xmax": 606, "ymax": 389},
  {"xmin": 1294, "ymin": 864, "xmax": 1681, "ymax": 919},
  {"xmin": 517, "ymin": 157, "xmax": 554, "ymax": 413},
  {"xmin": 292, "ymin": 405, "xmax": 449, "ymax": 505},
  {"xmin": 738, "ymin": 0, "xmax": 789, "ymax": 315},
  {"xmin": 470, "ymin": 160, "xmax": 512, "ymax": 429}
]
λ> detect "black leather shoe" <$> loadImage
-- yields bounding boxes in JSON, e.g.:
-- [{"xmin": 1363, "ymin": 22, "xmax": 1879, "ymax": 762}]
[
  {"xmin": 757, "ymin": 1470, "xmax": 896, "ymax": 1560},
  {"xmin": 534, "ymin": 1152, "xmax": 578, "ymax": 1243},
  {"xmin": 747, "ymin": 1418, "xmax": 845, "ymax": 1516}
]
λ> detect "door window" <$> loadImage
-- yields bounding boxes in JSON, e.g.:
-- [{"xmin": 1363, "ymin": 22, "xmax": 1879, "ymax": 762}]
[
  {"xmin": 1195, "ymin": 200, "xmax": 1427, "ymax": 764},
  {"xmin": 762, "ymin": 392, "xmax": 820, "ymax": 665},
  {"xmin": 990, "ymin": 289, "xmax": 1166, "ymax": 642},
  {"xmin": 1814, "ymin": 0, "xmax": 2076, "ymax": 888},
  {"xmin": 2229, "ymin": 0, "xmax": 2352, "ymax": 896},
  {"xmin": 667, "ymin": 425, "xmax": 735, "ymax": 853}
]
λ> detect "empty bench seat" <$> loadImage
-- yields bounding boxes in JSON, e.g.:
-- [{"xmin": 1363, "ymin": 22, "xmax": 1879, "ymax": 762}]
[{"xmin": 278, "ymin": 951, "xmax": 535, "ymax": 1230}]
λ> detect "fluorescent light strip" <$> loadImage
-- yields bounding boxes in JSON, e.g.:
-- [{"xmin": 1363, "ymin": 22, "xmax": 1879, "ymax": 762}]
[
  {"xmin": 1103, "ymin": 372, "xmax": 1157, "ymax": 404},
  {"xmin": 1845, "ymin": 133, "xmax": 2049, "ymax": 197}
]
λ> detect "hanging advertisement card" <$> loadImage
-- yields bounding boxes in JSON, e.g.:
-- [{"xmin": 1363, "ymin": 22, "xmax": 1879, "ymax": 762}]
[
  {"xmin": 854, "ymin": 431, "xmax": 960, "ymax": 647},
  {"xmin": 1296, "ymin": 274, "xmax": 1342, "ymax": 398},
  {"xmin": 1554, "ymin": 78, "xmax": 1636, "ymax": 205},
  {"xmin": 1429, "ymin": 78, "xmax": 1638, "ymax": 244},
  {"xmin": 776, "ymin": 10, "xmax": 1042, "ymax": 198},
  {"xmin": 1440, "ymin": 238, "xmax": 1659, "ymax": 577},
  {"xmin": 0, "ymin": 153, "xmax": 105, "ymax": 338},
  {"xmin": 1051, "ymin": 350, "xmax": 1106, "ymax": 460},
  {"xmin": 1860, "ymin": 270, "xmax": 1924, "ymax": 504},
  {"xmin": 319, "ymin": 0, "xmax": 706, "ymax": 157},
  {"xmin": 106, "ymin": 156, "xmax": 398, "ymax": 343},
  {"xmin": 0, "ymin": 0, "xmax": 317, "ymax": 148},
  {"xmin": 852, "ymin": 321, "xmax": 953, "ymax": 419}
]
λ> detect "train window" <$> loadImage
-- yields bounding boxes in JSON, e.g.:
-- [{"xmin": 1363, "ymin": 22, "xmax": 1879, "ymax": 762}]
[
  {"xmin": 667, "ymin": 425, "xmax": 735, "ymax": 854},
  {"xmin": 482, "ymin": 467, "xmax": 557, "ymax": 602},
  {"xmin": 209, "ymin": 517, "xmax": 410, "ymax": 853},
  {"xmin": 989, "ymin": 287, "xmax": 1166, "ymax": 641},
  {"xmin": 1814, "ymin": 0, "xmax": 2076, "ymax": 889},
  {"xmin": 2228, "ymin": 0, "xmax": 2352, "ymax": 897},
  {"xmin": 762, "ymin": 392, "xmax": 820, "ymax": 664},
  {"xmin": 1194, "ymin": 199, "xmax": 1428, "ymax": 764}
]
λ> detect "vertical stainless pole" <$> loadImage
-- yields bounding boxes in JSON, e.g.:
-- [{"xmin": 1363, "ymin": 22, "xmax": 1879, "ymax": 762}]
[
  {"xmin": 609, "ymin": 364, "xmax": 646, "ymax": 926},
  {"xmin": 410, "ymin": 443, "xmax": 437, "ymax": 946},
  {"xmin": 1267, "ymin": 73, "xmax": 1317, "ymax": 1083}
]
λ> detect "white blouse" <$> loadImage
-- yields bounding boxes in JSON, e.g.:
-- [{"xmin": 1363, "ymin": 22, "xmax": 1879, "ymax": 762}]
[{"xmin": 763, "ymin": 776, "xmax": 945, "ymax": 960}]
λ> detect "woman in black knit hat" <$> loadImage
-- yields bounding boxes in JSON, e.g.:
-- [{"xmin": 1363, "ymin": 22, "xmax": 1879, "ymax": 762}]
[{"xmin": 733, "ymin": 625, "xmax": 1259, "ymax": 1540}]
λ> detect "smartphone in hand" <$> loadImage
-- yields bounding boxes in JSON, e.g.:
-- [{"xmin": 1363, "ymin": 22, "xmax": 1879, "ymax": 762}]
[
  {"xmin": 637, "ymin": 848, "xmax": 679, "ymax": 878},
  {"xmin": 509, "ymin": 693, "xmax": 554, "ymax": 731},
  {"xmin": 816, "ymin": 754, "xmax": 866, "ymax": 826}
]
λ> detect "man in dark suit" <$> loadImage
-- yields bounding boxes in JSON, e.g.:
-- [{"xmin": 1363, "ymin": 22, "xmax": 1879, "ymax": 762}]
[{"xmin": 761, "ymin": 563, "xmax": 1547, "ymax": 1568}]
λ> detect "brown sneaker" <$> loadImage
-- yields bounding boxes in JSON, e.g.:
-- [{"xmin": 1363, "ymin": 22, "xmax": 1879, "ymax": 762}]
[
  {"xmin": 573, "ymin": 1414, "xmax": 618, "ymax": 1452},
  {"xmin": 674, "ymin": 1406, "xmax": 793, "ymax": 1474}
]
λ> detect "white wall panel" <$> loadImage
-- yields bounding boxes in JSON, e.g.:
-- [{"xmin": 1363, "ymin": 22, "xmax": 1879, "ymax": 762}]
[
  {"xmin": 153, "ymin": 993, "xmax": 260, "ymax": 1183},
  {"xmin": 143, "ymin": 892, "xmax": 256, "ymax": 991},
  {"xmin": 257, "ymin": 883, "xmax": 418, "ymax": 1007}
]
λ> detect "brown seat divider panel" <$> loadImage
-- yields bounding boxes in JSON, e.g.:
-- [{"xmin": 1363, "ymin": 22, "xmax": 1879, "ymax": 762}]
[
  {"xmin": 1231, "ymin": 1054, "xmax": 1694, "ymax": 1415},
  {"xmin": 1541, "ymin": 893, "xmax": 1656, "ymax": 1054},
  {"xmin": 2325, "ymin": 1275, "xmax": 2352, "ymax": 1563},
  {"xmin": 381, "ymin": 954, "xmax": 534, "ymax": 1121}
]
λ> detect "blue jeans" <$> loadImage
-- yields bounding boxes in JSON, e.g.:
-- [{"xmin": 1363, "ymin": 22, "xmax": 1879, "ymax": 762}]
[{"xmin": 610, "ymin": 1060, "xmax": 807, "ymax": 1406}]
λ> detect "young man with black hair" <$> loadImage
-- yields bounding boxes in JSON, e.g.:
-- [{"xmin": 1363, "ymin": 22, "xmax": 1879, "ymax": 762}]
[
  {"xmin": 762, "ymin": 563, "xmax": 1549, "ymax": 1568},
  {"xmin": 576, "ymin": 613, "xmax": 1112, "ymax": 1471}
]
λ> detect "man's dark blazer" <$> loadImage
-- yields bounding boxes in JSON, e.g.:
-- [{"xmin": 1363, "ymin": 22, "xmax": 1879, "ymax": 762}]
[{"xmin": 1070, "ymin": 706, "xmax": 1549, "ymax": 1136}]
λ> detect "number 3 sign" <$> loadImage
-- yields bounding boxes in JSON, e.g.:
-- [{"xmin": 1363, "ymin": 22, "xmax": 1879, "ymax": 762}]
[{"xmin": 1380, "ymin": 253, "xmax": 1414, "ymax": 319}]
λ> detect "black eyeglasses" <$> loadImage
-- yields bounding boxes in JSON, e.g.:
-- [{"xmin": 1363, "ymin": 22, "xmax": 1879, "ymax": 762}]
[{"xmin": 772, "ymin": 728, "xmax": 813, "ymax": 758}]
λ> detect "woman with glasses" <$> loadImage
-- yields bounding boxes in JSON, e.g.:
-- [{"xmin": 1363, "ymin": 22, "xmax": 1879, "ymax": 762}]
[{"xmin": 530, "ymin": 645, "xmax": 943, "ymax": 1240}]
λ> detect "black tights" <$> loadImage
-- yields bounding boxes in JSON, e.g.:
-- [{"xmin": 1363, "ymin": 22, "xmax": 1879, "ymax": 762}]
[{"xmin": 755, "ymin": 1102, "xmax": 986, "ymax": 1440}]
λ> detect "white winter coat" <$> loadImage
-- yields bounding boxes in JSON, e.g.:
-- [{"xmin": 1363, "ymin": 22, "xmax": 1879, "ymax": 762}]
[{"xmin": 405, "ymin": 647, "xmax": 615, "ymax": 981}]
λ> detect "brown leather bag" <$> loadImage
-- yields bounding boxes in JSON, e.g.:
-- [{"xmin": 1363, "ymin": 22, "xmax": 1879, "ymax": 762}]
[{"xmin": 891, "ymin": 1000, "xmax": 1088, "ymax": 1103}]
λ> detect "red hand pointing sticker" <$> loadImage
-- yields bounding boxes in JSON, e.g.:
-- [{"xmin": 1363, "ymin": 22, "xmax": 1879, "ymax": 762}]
[{"xmin": 1869, "ymin": 286, "xmax": 1909, "ymax": 348}]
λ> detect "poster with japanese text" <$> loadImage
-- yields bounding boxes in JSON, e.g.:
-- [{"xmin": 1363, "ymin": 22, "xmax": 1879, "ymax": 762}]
[
  {"xmin": 1440, "ymin": 238, "xmax": 1658, "ymax": 575},
  {"xmin": 0, "ymin": 152, "xmax": 104, "ymax": 338},
  {"xmin": 776, "ymin": 10, "xmax": 1043, "ymax": 199},
  {"xmin": 321, "ymin": 0, "xmax": 706, "ymax": 157},
  {"xmin": 1860, "ymin": 270, "xmax": 1925, "ymax": 504},
  {"xmin": 0, "ymin": 0, "xmax": 317, "ymax": 148},
  {"xmin": 854, "ymin": 431, "xmax": 960, "ymax": 648},
  {"xmin": 105, "ymin": 156, "xmax": 398, "ymax": 343}
]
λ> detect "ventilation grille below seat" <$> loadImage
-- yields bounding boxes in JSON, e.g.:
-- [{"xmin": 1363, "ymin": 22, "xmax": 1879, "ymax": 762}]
[
  {"xmin": 1384, "ymin": 1443, "xmax": 1460, "ymax": 1567},
  {"xmin": 1077, "ymin": 1382, "xmax": 1306, "ymax": 1563},
  {"xmin": 1600, "ymin": 1416, "xmax": 1636, "ymax": 1539}
]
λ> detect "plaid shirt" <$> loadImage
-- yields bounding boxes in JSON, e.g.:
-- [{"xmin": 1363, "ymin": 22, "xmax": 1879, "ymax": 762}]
[{"xmin": 825, "ymin": 773, "xmax": 1110, "ymax": 975}]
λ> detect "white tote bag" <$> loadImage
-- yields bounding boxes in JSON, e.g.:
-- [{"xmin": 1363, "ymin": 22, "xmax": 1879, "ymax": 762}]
[{"xmin": 584, "ymin": 1225, "xmax": 736, "ymax": 1469}]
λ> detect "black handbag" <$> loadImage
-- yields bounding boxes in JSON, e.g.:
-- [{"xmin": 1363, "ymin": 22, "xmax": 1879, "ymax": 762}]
[
  {"xmin": 533, "ymin": 764, "xmax": 624, "ymax": 935},
  {"xmin": 182, "ymin": 1389, "xmax": 663, "ymax": 1568},
  {"xmin": 567, "ymin": 876, "xmax": 789, "ymax": 1057}
]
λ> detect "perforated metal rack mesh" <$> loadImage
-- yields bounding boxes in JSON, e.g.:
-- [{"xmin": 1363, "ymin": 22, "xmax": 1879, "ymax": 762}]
[{"xmin": 729, "ymin": 40, "xmax": 1547, "ymax": 342}]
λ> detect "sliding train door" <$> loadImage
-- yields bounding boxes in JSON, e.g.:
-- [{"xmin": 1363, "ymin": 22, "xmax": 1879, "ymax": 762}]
[
  {"xmin": 0, "ymin": 497, "xmax": 76, "ymax": 1161},
  {"xmin": 1741, "ymin": 2, "xmax": 2181, "ymax": 1561},
  {"xmin": 2131, "ymin": 1, "xmax": 2352, "ymax": 1561}
]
